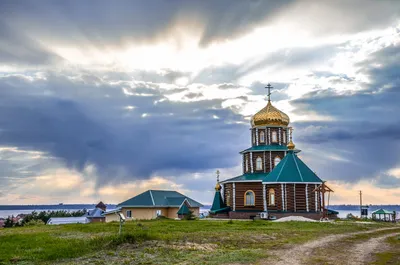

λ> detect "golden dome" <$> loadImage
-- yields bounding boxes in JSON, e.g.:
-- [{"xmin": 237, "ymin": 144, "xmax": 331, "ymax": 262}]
[
  {"xmin": 251, "ymin": 100, "xmax": 290, "ymax": 127},
  {"xmin": 287, "ymin": 140, "xmax": 295, "ymax": 150},
  {"xmin": 215, "ymin": 182, "xmax": 221, "ymax": 191}
]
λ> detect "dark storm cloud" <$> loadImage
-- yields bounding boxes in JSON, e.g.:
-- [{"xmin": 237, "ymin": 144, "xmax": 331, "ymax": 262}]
[
  {"xmin": 0, "ymin": 72, "xmax": 249, "ymax": 187},
  {"xmin": 1, "ymin": 0, "xmax": 398, "ymax": 58},
  {"xmin": 0, "ymin": 0, "xmax": 294, "ymax": 49},
  {"xmin": 291, "ymin": 43, "xmax": 400, "ymax": 185}
]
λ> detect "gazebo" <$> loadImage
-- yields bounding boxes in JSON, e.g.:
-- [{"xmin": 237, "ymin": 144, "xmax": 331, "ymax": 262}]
[{"xmin": 372, "ymin": 209, "xmax": 396, "ymax": 222}]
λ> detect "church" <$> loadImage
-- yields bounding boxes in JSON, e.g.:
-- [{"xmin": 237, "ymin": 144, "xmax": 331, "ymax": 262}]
[{"xmin": 210, "ymin": 84, "xmax": 331, "ymax": 220}]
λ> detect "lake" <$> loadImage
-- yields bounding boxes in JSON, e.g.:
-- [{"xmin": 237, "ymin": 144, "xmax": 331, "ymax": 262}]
[{"xmin": 1, "ymin": 206, "xmax": 399, "ymax": 219}]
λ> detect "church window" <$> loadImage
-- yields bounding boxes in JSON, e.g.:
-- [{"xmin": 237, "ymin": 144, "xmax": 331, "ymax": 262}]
[
  {"xmin": 256, "ymin": 157, "xmax": 263, "ymax": 170},
  {"xmin": 126, "ymin": 210, "xmax": 132, "ymax": 218},
  {"xmin": 156, "ymin": 210, "xmax": 162, "ymax": 216},
  {"xmin": 269, "ymin": 189, "xmax": 275, "ymax": 206},
  {"xmin": 283, "ymin": 131, "xmax": 286, "ymax": 143},
  {"xmin": 260, "ymin": 131, "xmax": 265, "ymax": 143},
  {"xmin": 272, "ymin": 131, "xmax": 278, "ymax": 143},
  {"xmin": 274, "ymin": 156, "xmax": 281, "ymax": 167},
  {"xmin": 244, "ymin": 190, "xmax": 255, "ymax": 206}
]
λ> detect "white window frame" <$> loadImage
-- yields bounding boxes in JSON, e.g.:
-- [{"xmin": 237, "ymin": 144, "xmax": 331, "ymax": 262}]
[
  {"xmin": 260, "ymin": 131, "xmax": 265, "ymax": 143},
  {"xmin": 256, "ymin": 157, "xmax": 263, "ymax": 170},
  {"xmin": 272, "ymin": 131, "xmax": 278, "ymax": 143},
  {"xmin": 274, "ymin": 156, "xmax": 281, "ymax": 167},
  {"xmin": 244, "ymin": 190, "xmax": 255, "ymax": 206},
  {"xmin": 283, "ymin": 131, "xmax": 286, "ymax": 143},
  {"xmin": 156, "ymin": 209, "xmax": 162, "ymax": 217},
  {"xmin": 245, "ymin": 158, "xmax": 249, "ymax": 172},
  {"xmin": 126, "ymin": 210, "xmax": 132, "ymax": 218},
  {"xmin": 269, "ymin": 189, "xmax": 275, "ymax": 206}
]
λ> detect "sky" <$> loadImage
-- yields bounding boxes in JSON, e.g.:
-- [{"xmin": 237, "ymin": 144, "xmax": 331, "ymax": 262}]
[{"xmin": 1, "ymin": 0, "xmax": 400, "ymax": 205}]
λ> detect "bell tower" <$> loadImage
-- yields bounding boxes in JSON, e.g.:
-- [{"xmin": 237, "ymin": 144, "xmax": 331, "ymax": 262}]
[{"xmin": 242, "ymin": 84, "xmax": 291, "ymax": 174}]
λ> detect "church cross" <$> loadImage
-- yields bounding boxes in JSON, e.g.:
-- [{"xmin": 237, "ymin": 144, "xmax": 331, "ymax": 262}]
[
  {"xmin": 216, "ymin": 170, "xmax": 220, "ymax": 183},
  {"xmin": 265, "ymin": 83, "xmax": 273, "ymax": 101},
  {"xmin": 289, "ymin": 127, "xmax": 294, "ymax": 141}
]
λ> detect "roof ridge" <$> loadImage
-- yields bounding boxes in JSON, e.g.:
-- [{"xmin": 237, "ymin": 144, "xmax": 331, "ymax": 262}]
[
  {"xmin": 293, "ymin": 153, "xmax": 304, "ymax": 182},
  {"xmin": 276, "ymin": 155, "xmax": 288, "ymax": 181}
]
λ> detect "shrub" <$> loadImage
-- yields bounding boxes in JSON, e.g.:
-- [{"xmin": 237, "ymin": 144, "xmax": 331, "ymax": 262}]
[{"xmin": 183, "ymin": 210, "xmax": 196, "ymax": 220}]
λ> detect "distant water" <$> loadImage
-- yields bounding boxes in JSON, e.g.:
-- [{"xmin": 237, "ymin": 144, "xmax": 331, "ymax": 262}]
[
  {"xmin": 1, "ymin": 205, "xmax": 399, "ymax": 219},
  {"xmin": 0, "ymin": 205, "xmax": 116, "ymax": 218}
]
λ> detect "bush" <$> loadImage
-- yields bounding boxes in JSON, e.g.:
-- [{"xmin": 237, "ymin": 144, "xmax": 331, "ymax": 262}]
[
  {"xmin": 25, "ymin": 219, "xmax": 45, "ymax": 226},
  {"xmin": 183, "ymin": 210, "xmax": 196, "ymax": 220},
  {"xmin": 4, "ymin": 216, "xmax": 15, "ymax": 228}
]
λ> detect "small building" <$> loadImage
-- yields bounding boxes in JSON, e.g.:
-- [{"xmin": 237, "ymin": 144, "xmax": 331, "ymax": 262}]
[
  {"xmin": 372, "ymin": 209, "xmax": 396, "ymax": 222},
  {"xmin": 104, "ymin": 190, "xmax": 203, "ymax": 222},
  {"xmin": 83, "ymin": 207, "xmax": 105, "ymax": 223},
  {"xmin": 47, "ymin": 217, "xmax": 90, "ymax": 225}
]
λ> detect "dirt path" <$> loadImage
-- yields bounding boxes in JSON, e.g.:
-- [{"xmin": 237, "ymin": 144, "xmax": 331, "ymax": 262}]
[
  {"xmin": 265, "ymin": 227, "xmax": 400, "ymax": 265},
  {"xmin": 345, "ymin": 232, "xmax": 399, "ymax": 265}
]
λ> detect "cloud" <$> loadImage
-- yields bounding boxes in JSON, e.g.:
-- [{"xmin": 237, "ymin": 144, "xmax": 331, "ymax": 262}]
[
  {"xmin": 0, "ymin": 21, "xmax": 62, "ymax": 66},
  {"xmin": 291, "ymin": 42, "xmax": 400, "ymax": 185},
  {"xmin": 0, "ymin": 72, "xmax": 248, "ymax": 191}
]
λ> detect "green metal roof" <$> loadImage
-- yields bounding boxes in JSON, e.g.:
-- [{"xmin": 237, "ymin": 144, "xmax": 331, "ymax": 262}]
[
  {"xmin": 210, "ymin": 190, "xmax": 225, "ymax": 212},
  {"xmin": 264, "ymin": 151, "xmax": 323, "ymax": 183},
  {"xmin": 372, "ymin": 209, "xmax": 394, "ymax": 214},
  {"xmin": 177, "ymin": 203, "xmax": 190, "ymax": 215},
  {"xmin": 221, "ymin": 173, "xmax": 266, "ymax": 183},
  {"xmin": 240, "ymin": 145, "xmax": 289, "ymax": 153},
  {"xmin": 118, "ymin": 190, "xmax": 203, "ymax": 208}
]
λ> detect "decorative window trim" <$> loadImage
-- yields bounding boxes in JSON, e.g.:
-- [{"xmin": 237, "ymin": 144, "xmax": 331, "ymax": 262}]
[
  {"xmin": 260, "ymin": 131, "xmax": 265, "ymax": 143},
  {"xmin": 272, "ymin": 131, "xmax": 278, "ymax": 143},
  {"xmin": 245, "ymin": 157, "xmax": 249, "ymax": 172},
  {"xmin": 244, "ymin": 190, "xmax": 255, "ymax": 206},
  {"xmin": 274, "ymin": 156, "xmax": 281, "ymax": 167},
  {"xmin": 256, "ymin": 156, "xmax": 263, "ymax": 170},
  {"xmin": 268, "ymin": 188, "xmax": 275, "ymax": 206}
]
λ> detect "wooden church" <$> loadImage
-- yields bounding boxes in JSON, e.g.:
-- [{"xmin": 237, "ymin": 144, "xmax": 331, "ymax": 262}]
[{"xmin": 210, "ymin": 84, "xmax": 332, "ymax": 220}]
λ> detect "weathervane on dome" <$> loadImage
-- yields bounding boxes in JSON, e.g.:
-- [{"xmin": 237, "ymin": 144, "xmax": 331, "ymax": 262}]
[{"xmin": 265, "ymin": 83, "xmax": 273, "ymax": 101}]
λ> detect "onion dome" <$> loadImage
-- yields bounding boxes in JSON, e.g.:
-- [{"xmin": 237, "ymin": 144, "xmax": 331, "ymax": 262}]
[
  {"xmin": 287, "ymin": 140, "xmax": 295, "ymax": 150},
  {"xmin": 251, "ymin": 100, "xmax": 290, "ymax": 127},
  {"xmin": 215, "ymin": 182, "xmax": 221, "ymax": 191}
]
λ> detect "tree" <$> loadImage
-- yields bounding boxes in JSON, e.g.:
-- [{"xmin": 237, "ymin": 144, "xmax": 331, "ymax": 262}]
[
  {"xmin": 183, "ymin": 210, "xmax": 196, "ymax": 220},
  {"xmin": 4, "ymin": 216, "xmax": 15, "ymax": 228}
]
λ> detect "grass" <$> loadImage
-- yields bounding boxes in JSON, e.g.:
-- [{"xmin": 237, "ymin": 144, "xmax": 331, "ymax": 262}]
[
  {"xmin": 373, "ymin": 235, "xmax": 400, "ymax": 265},
  {"xmin": 0, "ymin": 219, "xmax": 395, "ymax": 265}
]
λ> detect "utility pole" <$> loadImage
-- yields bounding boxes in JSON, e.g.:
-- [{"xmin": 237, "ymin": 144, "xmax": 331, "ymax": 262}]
[{"xmin": 359, "ymin": 190, "xmax": 362, "ymax": 217}]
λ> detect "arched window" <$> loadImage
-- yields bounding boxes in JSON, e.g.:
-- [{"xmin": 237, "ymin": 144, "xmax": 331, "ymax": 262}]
[
  {"xmin": 274, "ymin": 156, "xmax": 281, "ymax": 167},
  {"xmin": 245, "ymin": 158, "xmax": 249, "ymax": 172},
  {"xmin": 256, "ymin": 157, "xmax": 263, "ymax": 170},
  {"xmin": 260, "ymin": 131, "xmax": 265, "ymax": 143},
  {"xmin": 272, "ymin": 131, "xmax": 278, "ymax": 143},
  {"xmin": 269, "ymin": 189, "xmax": 275, "ymax": 206},
  {"xmin": 283, "ymin": 131, "xmax": 286, "ymax": 143},
  {"xmin": 244, "ymin": 190, "xmax": 255, "ymax": 206}
]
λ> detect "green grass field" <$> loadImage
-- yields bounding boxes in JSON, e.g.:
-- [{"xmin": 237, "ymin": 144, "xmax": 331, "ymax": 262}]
[{"xmin": 0, "ymin": 219, "xmax": 396, "ymax": 265}]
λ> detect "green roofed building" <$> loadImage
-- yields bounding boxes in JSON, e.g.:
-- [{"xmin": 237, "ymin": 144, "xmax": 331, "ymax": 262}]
[
  {"xmin": 104, "ymin": 190, "xmax": 203, "ymax": 222},
  {"xmin": 211, "ymin": 84, "xmax": 328, "ymax": 220}
]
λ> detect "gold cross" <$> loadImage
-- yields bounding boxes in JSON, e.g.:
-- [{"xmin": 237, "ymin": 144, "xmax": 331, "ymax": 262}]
[
  {"xmin": 289, "ymin": 127, "xmax": 294, "ymax": 141},
  {"xmin": 265, "ymin": 83, "xmax": 273, "ymax": 101}
]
